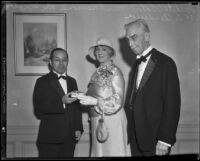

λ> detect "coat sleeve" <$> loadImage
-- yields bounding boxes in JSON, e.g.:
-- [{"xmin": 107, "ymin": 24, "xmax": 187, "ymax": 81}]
[
  {"xmin": 157, "ymin": 59, "xmax": 181, "ymax": 145},
  {"xmin": 33, "ymin": 78, "xmax": 65, "ymax": 116}
]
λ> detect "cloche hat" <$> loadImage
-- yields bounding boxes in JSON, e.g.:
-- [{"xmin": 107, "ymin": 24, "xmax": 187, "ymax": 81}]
[{"xmin": 88, "ymin": 37, "xmax": 116, "ymax": 60}]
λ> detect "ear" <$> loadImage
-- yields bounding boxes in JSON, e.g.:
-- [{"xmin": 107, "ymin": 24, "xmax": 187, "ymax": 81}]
[
  {"xmin": 49, "ymin": 59, "xmax": 53, "ymax": 66},
  {"xmin": 144, "ymin": 32, "xmax": 150, "ymax": 41}
]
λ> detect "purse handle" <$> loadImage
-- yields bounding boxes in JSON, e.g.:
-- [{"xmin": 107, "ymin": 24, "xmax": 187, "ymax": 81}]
[{"xmin": 99, "ymin": 106, "xmax": 104, "ymax": 122}]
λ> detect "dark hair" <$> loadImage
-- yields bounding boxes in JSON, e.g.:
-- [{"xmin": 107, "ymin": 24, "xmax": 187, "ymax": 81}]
[{"xmin": 49, "ymin": 48, "xmax": 69, "ymax": 61}]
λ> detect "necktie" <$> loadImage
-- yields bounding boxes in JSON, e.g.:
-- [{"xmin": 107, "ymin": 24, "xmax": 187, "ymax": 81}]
[
  {"xmin": 58, "ymin": 75, "xmax": 67, "ymax": 80},
  {"xmin": 129, "ymin": 51, "xmax": 152, "ymax": 108}
]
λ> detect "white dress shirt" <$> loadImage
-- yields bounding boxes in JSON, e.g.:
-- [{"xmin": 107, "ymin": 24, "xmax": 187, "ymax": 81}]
[
  {"xmin": 136, "ymin": 46, "xmax": 152, "ymax": 89},
  {"xmin": 53, "ymin": 71, "xmax": 67, "ymax": 109},
  {"xmin": 136, "ymin": 46, "xmax": 171, "ymax": 147}
]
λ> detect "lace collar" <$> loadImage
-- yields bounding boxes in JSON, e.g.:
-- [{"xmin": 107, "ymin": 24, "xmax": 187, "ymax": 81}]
[
  {"xmin": 98, "ymin": 61, "xmax": 113, "ymax": 71},
  {"xmin": 91, "ymin": 61, "xmax": 115, "ymax": 88}
]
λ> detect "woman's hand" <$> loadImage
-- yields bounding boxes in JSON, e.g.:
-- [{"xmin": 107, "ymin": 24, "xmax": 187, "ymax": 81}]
[{"xmin": 78, "ymin": 95, "xmax": 98, "ymax": 106}]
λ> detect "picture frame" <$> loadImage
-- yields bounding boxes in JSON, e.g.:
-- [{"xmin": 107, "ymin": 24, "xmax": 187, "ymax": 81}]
[{"xmin": 13, "ymin": 13, "xmax": 67, "ymax": 75}]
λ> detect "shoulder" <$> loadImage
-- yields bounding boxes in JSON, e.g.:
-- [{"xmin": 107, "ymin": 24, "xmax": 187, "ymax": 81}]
[
  {"xmin": 34, "ymin": 73, "xmax": 53, "ymax": 88},
  {"xmin": 112, "ymin": 64, "xmax": 124, "ymax": 78},
  {"xmin": 67, "ymin": 75, "xmax": 77, "ymax": 82},
  {"xmin": 152, "ymin": 48, "xmax": 177, "ymax": 66},
  {"xmin": 36, "ymin": 73, "xmax": 51, "ymax": 82}
]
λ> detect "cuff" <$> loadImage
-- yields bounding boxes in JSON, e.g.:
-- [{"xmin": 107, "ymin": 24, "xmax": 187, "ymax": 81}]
[{"xmin": 158, "ymin": 140, "xmax": 171, "ymax": 147}]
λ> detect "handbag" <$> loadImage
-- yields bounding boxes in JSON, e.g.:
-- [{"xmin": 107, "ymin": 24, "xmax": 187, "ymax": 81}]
[{"xmin": 96, "ymin": 110, "xmax": 109, "ymax": 143}]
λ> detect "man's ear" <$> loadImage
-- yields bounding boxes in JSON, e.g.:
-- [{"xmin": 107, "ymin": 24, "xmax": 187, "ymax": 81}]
[
  {"xmin": 144, "ymin": 32, "xmax": 150, "ymax": 41},
  {"xmin": 49, "ymin": 59, "xmax": 52, "ymax": 66}
]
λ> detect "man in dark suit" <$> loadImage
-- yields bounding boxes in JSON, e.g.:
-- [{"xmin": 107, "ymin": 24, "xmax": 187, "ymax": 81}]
[
  {"xmin": 33, "ymin": 48, "xmax": 83, "ymax": 158},
  {"xmin": 124, "ymin": 19, "xmax": 181, "ymax": 156}
]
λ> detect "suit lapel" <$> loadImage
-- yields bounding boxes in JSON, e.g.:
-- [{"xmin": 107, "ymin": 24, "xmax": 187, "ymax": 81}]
[
  {"xmin": 137, "ymin": 50, "xmax": 157, "ymax": 92},
  {"xmin": 66, "ymin": 77, "xmax": 72, "ymax": 93},
  {"xmin": 128, "ymin": 63, "xmax": 139, "ymax": 106},
  {"xmin": 49, "ymin": 72, "xmax": 65, "ymax": 97}
]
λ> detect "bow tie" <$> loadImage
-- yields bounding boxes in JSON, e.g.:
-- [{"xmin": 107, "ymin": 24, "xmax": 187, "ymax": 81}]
[
  {"xmin": 58, "ymin": 75, "xmax": 67, "ymax": 80},
  {"xmin": 136, "ymin": 52, "xmax": 152, "ymax": 65}
]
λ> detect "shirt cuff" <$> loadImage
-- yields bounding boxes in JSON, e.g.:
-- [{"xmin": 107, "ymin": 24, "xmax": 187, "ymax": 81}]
[{"xmin": 158, "ymin": 140, "xmax": 171, "ymax": 147}]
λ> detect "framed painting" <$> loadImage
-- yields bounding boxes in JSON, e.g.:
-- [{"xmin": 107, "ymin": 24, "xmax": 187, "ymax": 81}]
[{"xmin": 13, "ymin": 13, "xmax": 66, "ymax": 75}]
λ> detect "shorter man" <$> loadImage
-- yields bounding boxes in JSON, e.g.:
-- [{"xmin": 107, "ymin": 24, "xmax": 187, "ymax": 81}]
[{"xmin": 33, "ymin": 48, "xmax": 83, "ymax": 158}]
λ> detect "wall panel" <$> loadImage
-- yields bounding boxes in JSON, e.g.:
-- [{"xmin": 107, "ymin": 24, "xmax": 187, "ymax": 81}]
[{"xmin": 6, "ymin": 122, "xmax": 199, "ymax": 158}]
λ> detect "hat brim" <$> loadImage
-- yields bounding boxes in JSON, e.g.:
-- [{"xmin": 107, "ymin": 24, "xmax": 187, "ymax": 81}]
[{"xmin": 88, "ymin": 45, "xmax": 116, "ymax": 60}]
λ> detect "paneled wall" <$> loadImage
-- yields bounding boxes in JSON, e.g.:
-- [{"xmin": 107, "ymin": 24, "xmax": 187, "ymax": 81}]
[
  {"xmin": 6, "ymin": 122, "xmax": 199, "ymax": 157},
  {"xmin": 4, "ymin": 3, "xmax": 199, "ymax": 158}
]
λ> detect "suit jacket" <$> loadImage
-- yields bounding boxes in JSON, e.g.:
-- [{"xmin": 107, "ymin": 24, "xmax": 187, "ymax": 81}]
[
  {"xmin": 33, "ymin": 71, "xmax": 83, "ymax": 144},
  {"xmin": 127, "ymin": 48, "xmax": 181, "ymax": 151}
]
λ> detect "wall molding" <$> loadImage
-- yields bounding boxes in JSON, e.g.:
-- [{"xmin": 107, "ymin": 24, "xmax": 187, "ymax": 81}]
[
  {"xmin": 6, "ymin": 122, "xmax": 199, "ymax": 157},
  {"xmin": 6, "ymin": 124, "xmax": 90, "ymax": 157},
  {"xmin": 6, "ymin": 4, "xmax": 197, "ymax": 12},
  {"xmin": 7, "ymin": 123, "xmax": 89, "ymax": 133},
  {"xmin": 5, "ymin": 4, "xmax": 197, "ymax": 22},
  {"xmin": 6, "ymin": 141, "xmax": 16, "ymax": 157},
  {"xmin": 7, "ymin": 121, "xmax": 199, "ymax": 134}
]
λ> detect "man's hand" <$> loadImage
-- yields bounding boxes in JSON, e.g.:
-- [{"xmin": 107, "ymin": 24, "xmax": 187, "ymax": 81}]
[
  {"xmin": 62, "ymin": 93, "xmax": 77, "ymax": 104},
  {"xmin": 75, "ymin": 131, "xmax": 82, "ymax": 141},
  {"xmin": 156, "ymin": 141, "xmax": 170, "ymax": 156}
]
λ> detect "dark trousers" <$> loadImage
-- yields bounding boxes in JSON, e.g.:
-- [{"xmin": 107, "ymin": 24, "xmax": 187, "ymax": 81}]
[
  {"xmin": 130, "ymin": 137, "xmax": 155, "ymax": 157},
  {"xmin": 129, "ymin": 111, "xmax": 171, "ymax": 157},
  {"xmin": 37, "ymin": 141, "xmax": 76, "ymax": 158},
  {"xmin": 129, "ymin": 109, "xmax": 155, "ymax": 157},
  {"xmin": 130, "ymin": 134, "xmax": 171, "ymax": 157}
]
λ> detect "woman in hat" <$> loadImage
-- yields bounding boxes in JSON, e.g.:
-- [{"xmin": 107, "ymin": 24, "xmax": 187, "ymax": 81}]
[{"xmin": 78, "ymin": 37, "xmax": 131, "ymax": 157}]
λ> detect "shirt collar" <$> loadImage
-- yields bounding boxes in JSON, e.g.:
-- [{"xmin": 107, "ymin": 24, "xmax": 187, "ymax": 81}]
[
  {"xmin": 137, "ymin": 46, "xmax": 153, "ymax": 59},
  {"xmin": 53, "ymin": 70, "xmax": 67, "ymax": 78}
]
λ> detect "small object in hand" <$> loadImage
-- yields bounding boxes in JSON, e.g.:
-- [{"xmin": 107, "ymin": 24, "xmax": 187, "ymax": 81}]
[{"xmin": 70, "ymin": 91, "xmax": 85, "ymax": 98}]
